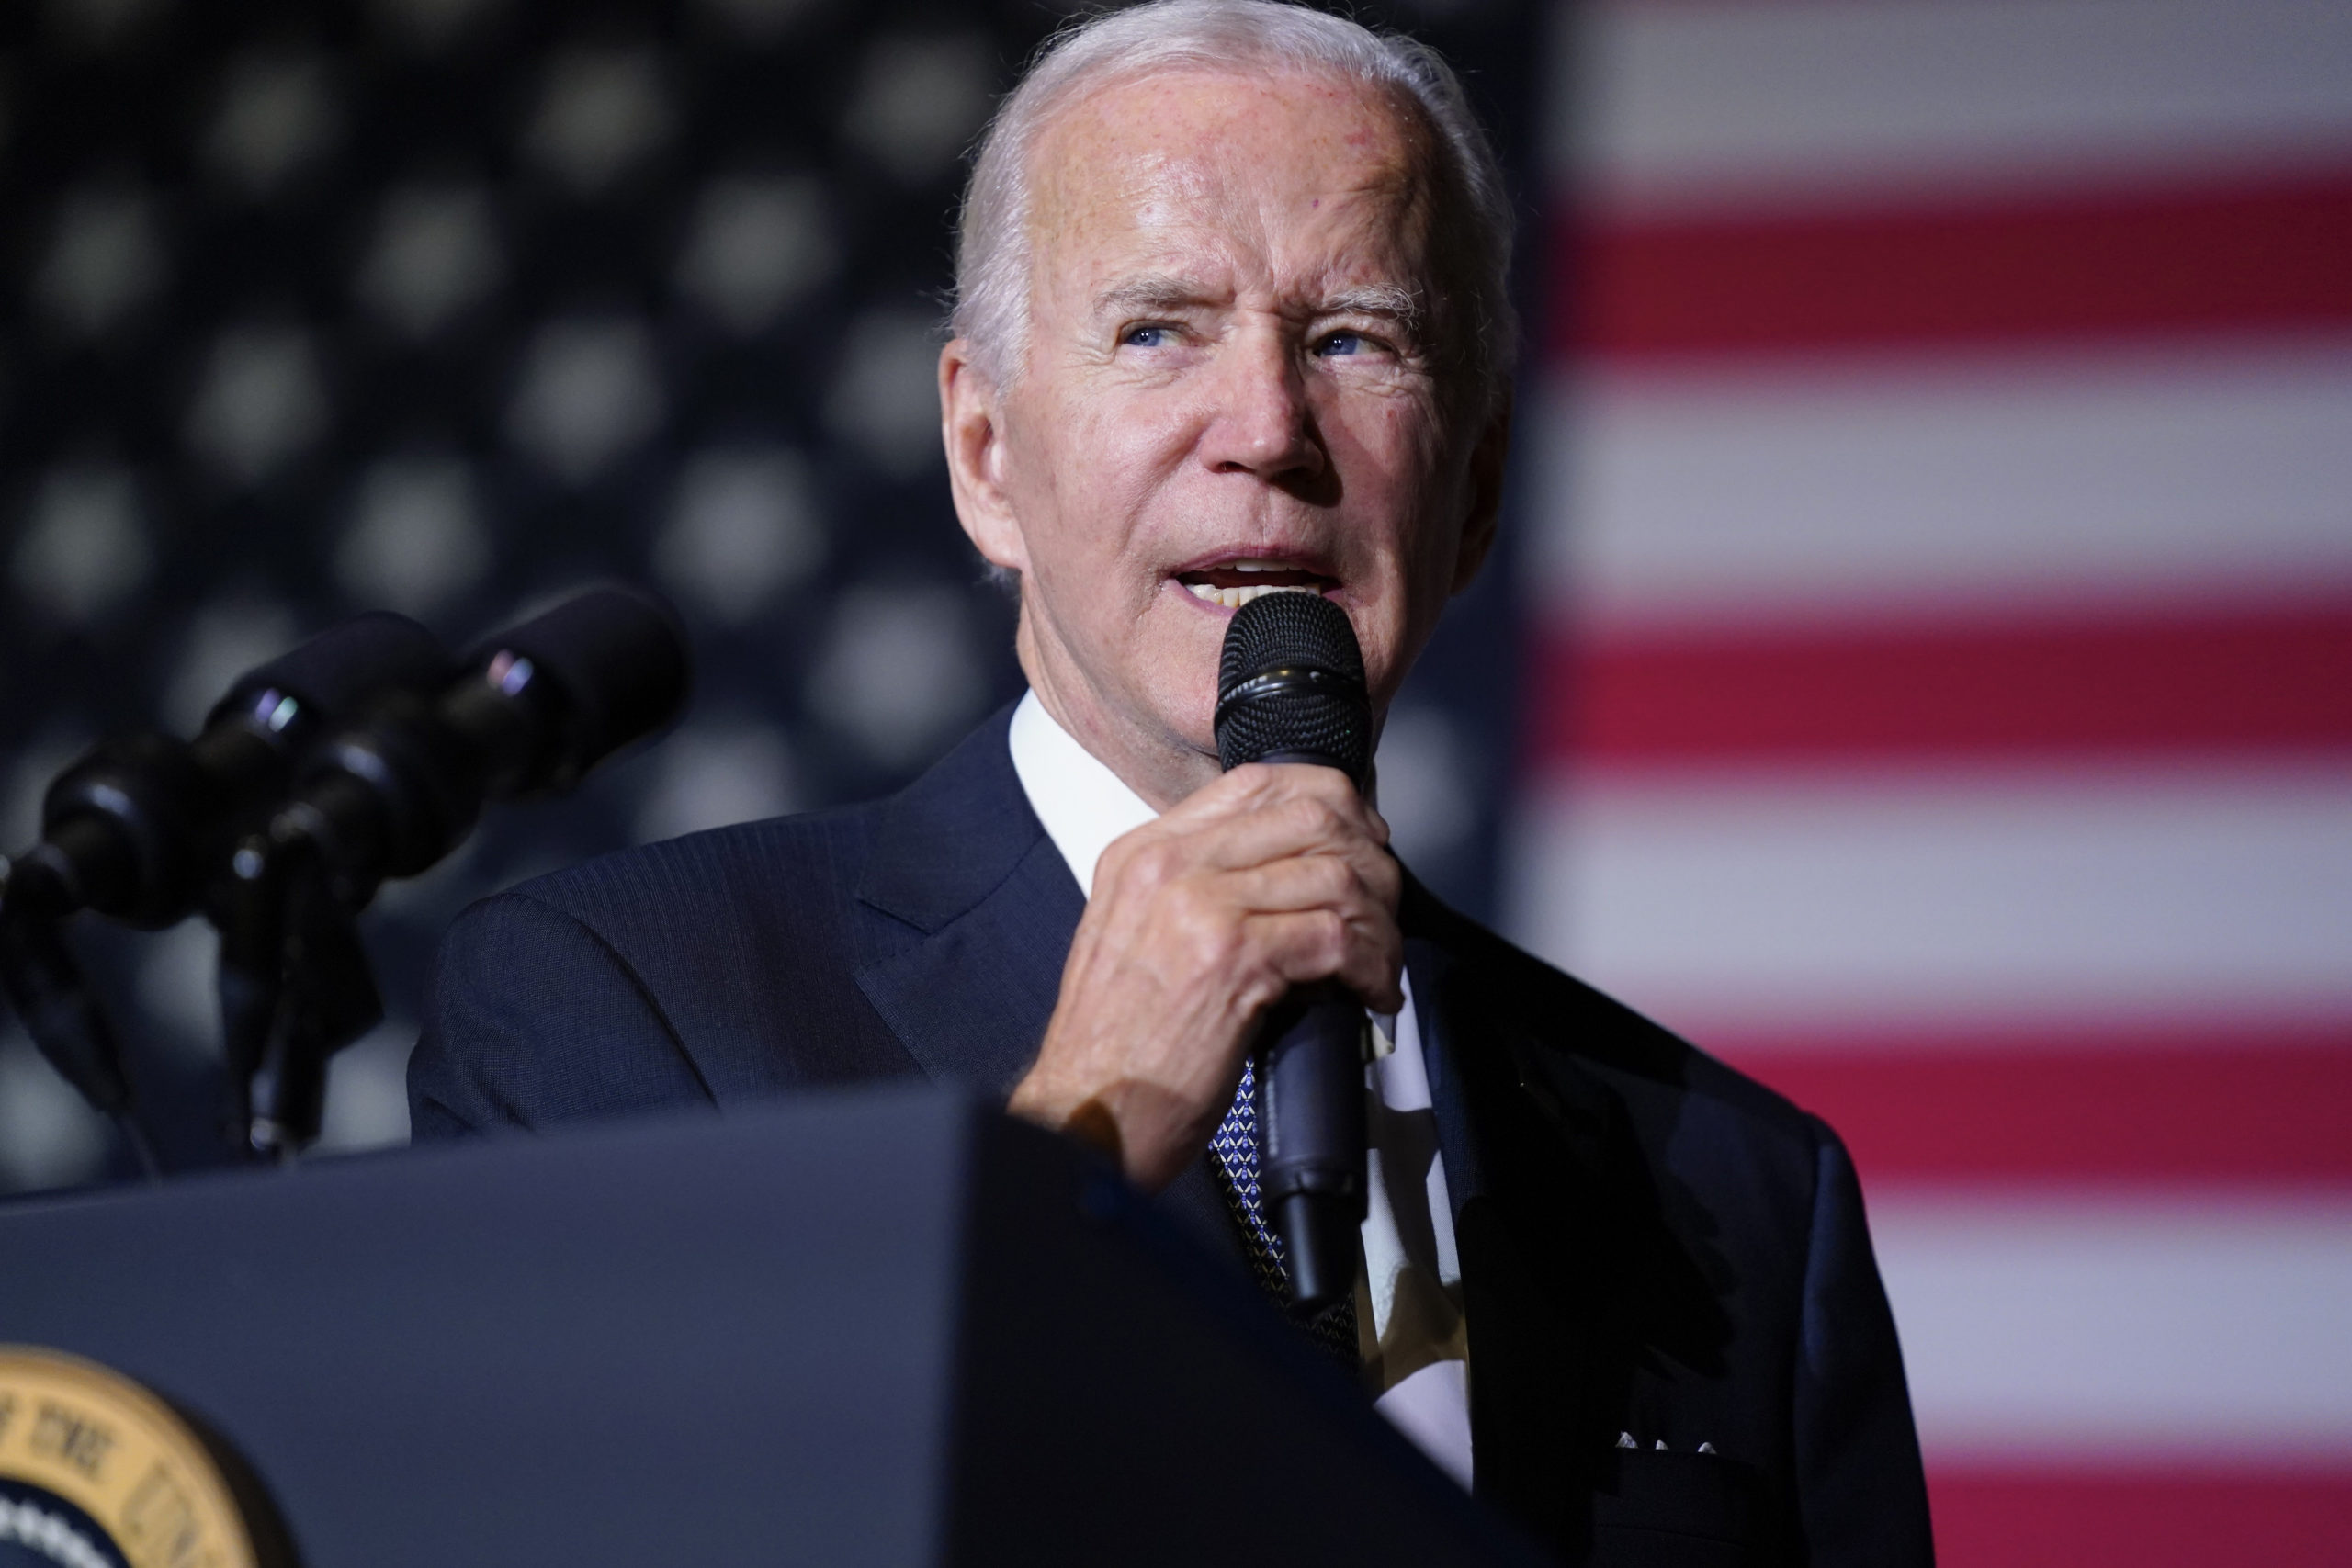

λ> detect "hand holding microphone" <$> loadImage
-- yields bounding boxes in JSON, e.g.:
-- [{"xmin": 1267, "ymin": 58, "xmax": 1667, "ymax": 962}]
[
  {"xmin": 1211, "ymin": 591, "xmax": 1382, "ymax": 1314},
  {"xmin": 1011, "ymin": 591, "xmax": 1398, "ymax": 1314}
]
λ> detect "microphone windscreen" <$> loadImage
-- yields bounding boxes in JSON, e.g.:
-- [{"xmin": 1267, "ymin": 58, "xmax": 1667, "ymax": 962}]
[
  {"xmin": 208, "ymin": 612, "xmax": 448, "ymax": 732},
  {"xmin": 1213, "ymin": 591, "xmax": 1372, "ymax": 786},
  {"xmin": 471, "ymin": 584, "xmax": 691, "ymax": 773}
]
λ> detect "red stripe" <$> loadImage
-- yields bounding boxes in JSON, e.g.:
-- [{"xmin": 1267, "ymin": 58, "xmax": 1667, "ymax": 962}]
[
  {"xmin": 1712, "ymin": 1028, "xmax": 2352, "ymax": 1185},
  {"xmin": 1928, "ymin": 1467, "xmax": 2352, "ymax": 1568},
  {"xmin": 1529, "ymin": 601, "xmax": 2352, "ymax": 766},
  {"xmin": 1560, "ymin": 172, "xmax": 2352, "ymax": 360}
]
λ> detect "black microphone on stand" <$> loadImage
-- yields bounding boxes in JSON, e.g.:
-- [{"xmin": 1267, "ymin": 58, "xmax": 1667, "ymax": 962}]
[
  {"xmin": 5, "ymin": 612, "xmax": 448, "ymax": 932},
  {"xmin": 1213, "ymin": 590, "xmax": 1375, "ymax": 1316},
  {"xmin": 0, "ymin": 613, "xmax": 447, "ymax": 1168},
  {"xmin": 221, "ymin": 584, "xmax": 690, "ymax": 1156},
  {"xmin": 259, "ymin": 584, "xmax": 689, "ymax": 906}
]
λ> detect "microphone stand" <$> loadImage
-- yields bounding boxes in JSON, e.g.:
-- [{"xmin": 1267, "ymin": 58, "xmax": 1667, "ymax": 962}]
[
  {"xmin": 209, "ymin": 586, "xmax": 689, "ymax": 1162},
  {"xmin": 216, "ymin": 826, "xmax": 384, "ymax": 1163},
  {"xmin": 0, "ymin": 853, "xmax": 161, "ymax": 1180}
]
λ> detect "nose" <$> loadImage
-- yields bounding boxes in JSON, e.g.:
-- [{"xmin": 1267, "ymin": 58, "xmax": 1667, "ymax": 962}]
[{"xmin": 1197, "ymin": 325, "xmax": 1325, "ymax": 484}]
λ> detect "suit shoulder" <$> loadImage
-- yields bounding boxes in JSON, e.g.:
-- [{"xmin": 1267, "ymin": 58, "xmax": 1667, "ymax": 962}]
[
  {"xmin": 1408, "ymin": 882, "xmax": 1826, "ymax": 1148},
  {"xmin": 417, "ymin": 799, "xmax": 914, "ymax": 1134},
  {"xmin": 491, "ymin": 801, "xmax": 884, "ymax": 939}
]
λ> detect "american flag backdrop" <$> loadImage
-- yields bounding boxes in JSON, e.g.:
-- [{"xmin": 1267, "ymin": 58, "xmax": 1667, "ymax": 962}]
[
  {"xmin": 1510, "ymin": 0, "xmax": 2352, "ymax": 1562},
  {"xmin": 5, "ymin": 0, "xmax": 2349, "ymax": 1558}
]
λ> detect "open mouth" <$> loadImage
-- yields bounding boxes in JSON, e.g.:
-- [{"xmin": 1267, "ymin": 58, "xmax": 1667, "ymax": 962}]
[{"xmin": 1173, "ymin": 558, "xmax": 1338, "ymax": 610}]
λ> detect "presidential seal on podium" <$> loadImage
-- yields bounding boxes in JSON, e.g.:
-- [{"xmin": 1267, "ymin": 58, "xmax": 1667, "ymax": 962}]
[{"xmin": 0, "ymin": 1347, "xmax": 290, "ymax": 1568}]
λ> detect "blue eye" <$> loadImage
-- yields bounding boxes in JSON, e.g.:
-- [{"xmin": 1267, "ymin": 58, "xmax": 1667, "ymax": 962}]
[
  {"xmin": 1123, "ymin": 325, "xmax": 1169, "ymax": 348},
  {"xmin": 1317, "ymin": 331, "xmax": 1364, "ymax": 356}
]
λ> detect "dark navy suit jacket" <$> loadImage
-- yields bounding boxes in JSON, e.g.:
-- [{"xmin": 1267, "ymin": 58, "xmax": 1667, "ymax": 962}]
[{"xmin": 411, "ymin": 705, "xmax": 1933, "ymax": 1567}]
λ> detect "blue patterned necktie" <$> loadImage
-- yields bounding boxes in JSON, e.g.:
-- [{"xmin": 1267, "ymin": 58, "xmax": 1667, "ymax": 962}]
[{"xmin": 1208, "ymin": 1056, "xmax": 1361, "ymax": 1366}]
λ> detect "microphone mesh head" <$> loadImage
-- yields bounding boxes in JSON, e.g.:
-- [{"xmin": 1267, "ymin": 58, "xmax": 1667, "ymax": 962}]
[{"xmin": 1214, "ymin": 591, "xmax": 1371, "ymax": 785}]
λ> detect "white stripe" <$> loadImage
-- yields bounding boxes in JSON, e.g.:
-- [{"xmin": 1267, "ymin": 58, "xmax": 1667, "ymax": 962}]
[
  {"xmin": 1527, "ymin": 343, "xmax": 2352, "ymax": 631},
  {"xmin": 1872, "ymin": 1190, "xmax": 2352, "ymax": 1461},
  {"xmin": 1564, "ymin": 0, "xmax": 2352, "ymax": 217},
  {"xmin": 1503, "ymin": 762, "xmax": 2352, "ymax": 1042}
]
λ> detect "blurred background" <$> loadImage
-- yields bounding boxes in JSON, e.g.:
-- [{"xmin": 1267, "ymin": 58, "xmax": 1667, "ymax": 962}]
[{"xmin": 0, "ymin": 0, "xmax": 2346, "ymax": 1562}]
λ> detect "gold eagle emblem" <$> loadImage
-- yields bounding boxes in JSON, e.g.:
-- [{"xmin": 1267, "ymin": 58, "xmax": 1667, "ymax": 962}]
[{"xmin": 0, "ymin": 1347, "xmax": 286, "ymax": 1568}]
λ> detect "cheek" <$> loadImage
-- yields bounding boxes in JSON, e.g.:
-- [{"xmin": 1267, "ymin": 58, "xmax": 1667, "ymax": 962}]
[
  {"xmin": 1330, "ymin": 399, "xmax": 1460, "ymax": 694},
  {"xmin": 1087, "ymin": 385, "xmax": 1199, "ymax": 472},
  {"xmin": 1332, "ymin": 368, "xmax": 1439, "ymax": 464},
  {"xmin": 1327, "ymin": 393, "xmax": 1446, "ymax": 554},
  {"xmin": 1009, "ymin": 389, "xmax": 1192, "ymax": 602},
  {"xmin": 1054, "ymin": 395, "xmax": 1195, "ymax": 537}
]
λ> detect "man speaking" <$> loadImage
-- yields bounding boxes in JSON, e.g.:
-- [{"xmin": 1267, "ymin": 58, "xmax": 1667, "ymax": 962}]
[{"xmin": 412, "ymin": 3, "xmax": 1932, "ymax": 1561}]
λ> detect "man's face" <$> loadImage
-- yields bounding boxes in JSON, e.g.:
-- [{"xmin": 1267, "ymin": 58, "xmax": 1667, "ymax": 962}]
[{"xmin": 944, "ymin": 68, "xmax": 1503, "ymax": 805}]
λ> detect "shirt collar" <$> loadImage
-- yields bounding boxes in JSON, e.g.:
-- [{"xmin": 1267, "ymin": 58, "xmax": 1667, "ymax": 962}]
[{"xmin": 1006, "ymin": 689, "xmax": 1159, "ymax": 901}]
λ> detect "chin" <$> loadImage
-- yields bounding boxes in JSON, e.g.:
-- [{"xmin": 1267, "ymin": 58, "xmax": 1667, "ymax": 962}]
[{"xmin": 1135, "ymin": 662, "xmax": 1220, "ymax": 756}]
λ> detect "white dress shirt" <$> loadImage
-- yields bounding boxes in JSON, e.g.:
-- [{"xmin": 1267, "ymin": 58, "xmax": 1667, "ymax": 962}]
[{"xmin": 1007, "ymin": 692, "xmax": 1474, "ymax": 1486}]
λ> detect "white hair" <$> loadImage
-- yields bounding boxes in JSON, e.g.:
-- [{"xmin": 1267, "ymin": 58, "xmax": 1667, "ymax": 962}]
[{"xmin": 951, "ymin": 0, "xmax": 1518, "ymax": 418}]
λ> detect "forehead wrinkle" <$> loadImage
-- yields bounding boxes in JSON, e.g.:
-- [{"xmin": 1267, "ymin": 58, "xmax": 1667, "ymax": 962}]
[
  {"xmin": 1074, "ymin": 180, "xmax": 1432, "ymax": 323},
  {"xmin": 1091, "ymin": 273, "xmax": 1420, "ymax": 321},
  {"xmin": 1081, "ymin": 276, "xmax": 1425, "ymax": 356}
]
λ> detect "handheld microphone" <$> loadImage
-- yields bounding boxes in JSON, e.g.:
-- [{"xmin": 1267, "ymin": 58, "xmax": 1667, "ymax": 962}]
[{"xmin": 1213, "ymin": 590, "xmax": 1374, "ymax": 1315}]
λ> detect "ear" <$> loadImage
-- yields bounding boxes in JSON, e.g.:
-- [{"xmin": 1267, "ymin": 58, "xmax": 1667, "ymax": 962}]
[
  {"xmin": 940, "ymin": 338, "xmax": 1030, "ymax": 576},
  {"xmin": 1449, "ymin": 383, "xmax": 1513, "ymax": 594}
]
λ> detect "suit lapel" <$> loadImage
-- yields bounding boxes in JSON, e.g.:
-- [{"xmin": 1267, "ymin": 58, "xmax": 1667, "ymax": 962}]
[
  {"xmin": 853, "ymin": 707, "xmax": 1080, "ymax": 1100},
  {"xmin": 852, "ymin": 706, "xmax": 1250, "ymax": 1270},
  {"xmin": 1407, "ymin": 874, "xmax": 1628, "ymax": 1552}
]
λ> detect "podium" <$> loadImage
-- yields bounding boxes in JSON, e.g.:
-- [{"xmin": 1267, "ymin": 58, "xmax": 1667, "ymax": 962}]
[{"xmin": 0, "ymin": 1086, "xmax": 1544, "ymax": 1566}]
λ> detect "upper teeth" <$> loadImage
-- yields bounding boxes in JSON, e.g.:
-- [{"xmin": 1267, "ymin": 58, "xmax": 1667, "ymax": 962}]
[
  {"xmin": 1187, "ymin": 581, "xmax": 1317, "ymax": 608},
  {"xmin": 1185, "ymin": 585, "xmax": 1317, "ymax": 611},
  {"xmin": 1184, "ymin": 559, "xmax": 1319, "ymax": 609}
]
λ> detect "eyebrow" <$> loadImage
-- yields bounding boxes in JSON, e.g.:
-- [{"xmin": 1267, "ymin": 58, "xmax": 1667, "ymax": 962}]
[
  {"xmin": 1092, "ymin": 275, "xmax": 1423, "ymax": 333},
  {"xmin": 1091, "ymin": 275, "xmax": 1218, "ymax": 319},
  {"xmin": 1322, "ymin": 284, "xmax": 1422, "ymax": 333}
]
